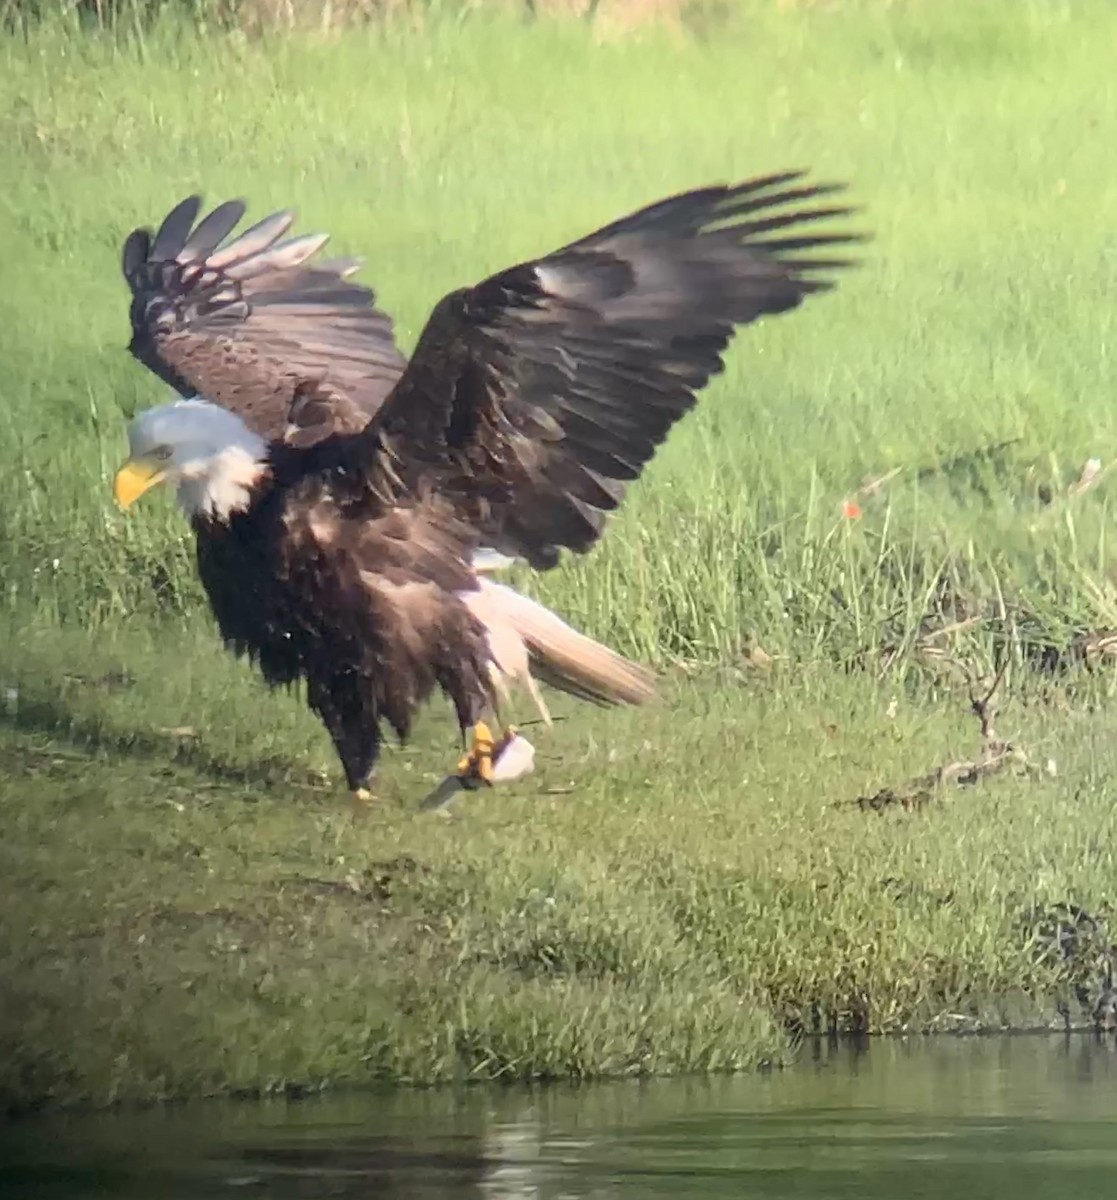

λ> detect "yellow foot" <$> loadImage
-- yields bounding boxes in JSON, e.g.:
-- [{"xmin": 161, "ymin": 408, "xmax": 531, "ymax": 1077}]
[
  {"xmin": 421, "ymin": 723, "xmax": 534, "ymax": 811},
  {"xmin": 454, "ymin": 722, "xmax": 525, "ymax": 789},
  {"xmin": 350, "ymin": 786, "xmax": 376, "ymax": 813},
  {"xmin": 456, "ymin": 721, "xmax": 497, "ymax": 787}
]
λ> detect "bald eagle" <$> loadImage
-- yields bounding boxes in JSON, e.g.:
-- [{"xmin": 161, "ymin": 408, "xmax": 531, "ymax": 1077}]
[{"xmin": 112, "ymin": 172, "xmax": 861, "ymax": 806}]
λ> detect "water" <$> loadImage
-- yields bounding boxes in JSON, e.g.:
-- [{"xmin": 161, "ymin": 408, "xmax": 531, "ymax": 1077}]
[{"xmin": 3, "ymin": 1037, "xmax": 1117, "ymax": 1198}]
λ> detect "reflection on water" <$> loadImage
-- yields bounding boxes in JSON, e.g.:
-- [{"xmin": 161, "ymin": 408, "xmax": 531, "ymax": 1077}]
[{"xmin": 3, "ymin": 1037, "xmax": 1117, "ymax": 1198}]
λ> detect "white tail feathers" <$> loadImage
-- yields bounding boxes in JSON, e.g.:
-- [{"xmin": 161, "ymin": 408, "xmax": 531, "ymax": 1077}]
[{"xmin": 460, "ymin": 580, "xmax": 655, "ymax": 725}]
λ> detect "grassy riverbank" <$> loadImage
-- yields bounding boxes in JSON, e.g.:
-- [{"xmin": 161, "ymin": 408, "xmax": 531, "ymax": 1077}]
[
  {"xmin": 4, "ymin": 623, "xmax": 1117, "ymax": 1111},
  {"xmin": 3, "ymin": 0, "xmax": 1117, "ymax": 1110}
]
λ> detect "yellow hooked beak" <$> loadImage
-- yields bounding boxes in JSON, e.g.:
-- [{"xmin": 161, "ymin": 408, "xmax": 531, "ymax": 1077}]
[{"xmin": 113, "ymin": 455, "xmax": 168, "ymax": 509}]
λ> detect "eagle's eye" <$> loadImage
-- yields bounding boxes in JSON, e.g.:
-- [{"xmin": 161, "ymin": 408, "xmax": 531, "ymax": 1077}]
[{"xmin": 153, "ymin": 445, "xmax": 173, "ymax": 462}]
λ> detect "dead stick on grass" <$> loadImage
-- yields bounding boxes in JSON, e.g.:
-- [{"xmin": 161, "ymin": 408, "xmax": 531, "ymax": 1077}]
[{"xmin": 844, "ymin": 656, "xmax": 1041, "ymax": 812}]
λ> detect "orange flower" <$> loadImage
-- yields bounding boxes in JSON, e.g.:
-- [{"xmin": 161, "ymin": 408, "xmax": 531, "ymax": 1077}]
[{"xmin": 842, "ymin": 499, "xmax": 862, "ymax": 520}]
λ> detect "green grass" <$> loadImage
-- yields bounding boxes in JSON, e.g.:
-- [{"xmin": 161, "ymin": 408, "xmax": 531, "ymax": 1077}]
[
  {"xmin": 4, "ymin": 0, "xmax": 1117, "ymax": 1110},
  {"xmin": 4, "ymin": 623, "xmax": 1117, "ymax": 1110}
]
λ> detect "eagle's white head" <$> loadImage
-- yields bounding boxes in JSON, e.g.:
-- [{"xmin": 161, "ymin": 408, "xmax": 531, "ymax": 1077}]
[{"xmin": 113, "ymin": 398, "xmax": 268, "ymax": 521}]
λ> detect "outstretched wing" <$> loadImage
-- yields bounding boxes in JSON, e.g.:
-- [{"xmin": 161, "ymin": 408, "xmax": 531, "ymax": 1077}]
[
  {"xmin": 364, "ymin": 170, "xmax": 865, "ymax": 569},
  {"xmin": 122, "ymin": 196, "xmax": 408, "ymax": 446}
]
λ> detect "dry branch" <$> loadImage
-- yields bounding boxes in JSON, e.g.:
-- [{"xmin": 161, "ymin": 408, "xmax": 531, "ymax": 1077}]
[{"xmin": 842, "ymin": 660, "xmax": 1043, "ymax": 813}]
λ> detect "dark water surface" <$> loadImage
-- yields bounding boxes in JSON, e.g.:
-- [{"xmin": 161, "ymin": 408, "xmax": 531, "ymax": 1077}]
[{"xmin": 3, "ymin": 1038, "xmax": 1117, "ymax": 1198}]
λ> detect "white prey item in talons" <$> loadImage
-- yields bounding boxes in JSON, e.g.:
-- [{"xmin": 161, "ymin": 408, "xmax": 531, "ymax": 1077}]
[
  {"xmin": 418, "ymin": 728, "xmax": 536, "ymax": 811},
  {"xmin": 489, "ymin": 732, "xmax": 536, "ymax": 782}
]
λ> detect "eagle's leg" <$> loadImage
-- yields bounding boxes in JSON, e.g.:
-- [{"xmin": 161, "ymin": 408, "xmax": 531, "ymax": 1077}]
[
  {"xmin": 455, "ymin": 720, "xmax": 511, "ymax": 787},
  {"xmin": 307, "ymin": 672, "xmax": 382, "ymax": 807},
  {"xmin": 437, "ymin": 655, "xmax": 534, "ymax": 796},
  {"xmin": 456, "ymin": 720, "xmax": 495, "ymax": 785},
  {"xmin": 447, "ymin": 684, "xmax": 517, "ymax": 789},
  {"xmin": 455, "ymin": 721, "xmax": 528, "ymax": 788},
  {"xmin": 419, "ymin": 679, "xmax": 533, "ymax": 812}
]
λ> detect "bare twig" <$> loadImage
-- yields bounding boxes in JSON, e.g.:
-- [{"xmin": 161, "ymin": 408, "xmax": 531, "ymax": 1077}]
[
  {"xmin": 969, "ymin": 655, "xmax": 1010, "ymax": 742},
  {"xmin": 841, "ymin": 656, "xmax": 1041, "ymax": 813}
]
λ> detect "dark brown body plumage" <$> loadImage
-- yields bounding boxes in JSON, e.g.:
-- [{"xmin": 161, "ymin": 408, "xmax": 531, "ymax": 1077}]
[
  {"xmin": 122, "ymin": 174, "xmax": 865, "ymax": 793},
  {"xmin": 193, "ymin": 449, "xmax": 493, "ymax": 790}
]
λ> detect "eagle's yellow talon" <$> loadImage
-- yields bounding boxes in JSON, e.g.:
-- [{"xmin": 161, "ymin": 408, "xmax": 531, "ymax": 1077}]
[{"xmin": 456, "ymin": 721, "xmax": 497, "ymax": 786}]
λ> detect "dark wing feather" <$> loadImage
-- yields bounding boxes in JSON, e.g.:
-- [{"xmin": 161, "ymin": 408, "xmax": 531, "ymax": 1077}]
[
  {"xmin": 365, "ymin": 171, "xmax": 865, "ymax": 569},
  {"xmin": 178, "ymin": 200, "xmax": 246, "ymax": 262},
  {"xmin": 122, "ymin": 196, "xmax": 408, "ymax": 446}
]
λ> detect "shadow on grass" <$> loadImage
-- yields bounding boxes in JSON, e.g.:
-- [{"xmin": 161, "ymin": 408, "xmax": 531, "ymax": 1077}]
[{"xmin": 0, "ymin": 691, "xmax": 332, "ymax": 798}]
